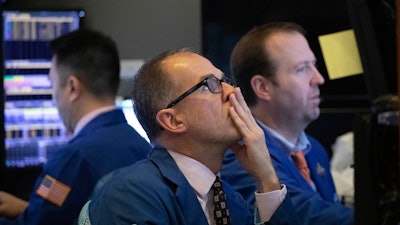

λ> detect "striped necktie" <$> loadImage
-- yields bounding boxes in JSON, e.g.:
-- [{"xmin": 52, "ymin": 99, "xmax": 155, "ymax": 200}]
[{"xmin": 291, "ymin": 150, "xmax": 313, "ymax": 185}]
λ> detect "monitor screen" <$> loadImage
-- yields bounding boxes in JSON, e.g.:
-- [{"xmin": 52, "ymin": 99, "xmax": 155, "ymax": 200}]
[
  {"xmin": 115, "ymin": 98, "xmax": 149, "ymax": 143},
  {"xmin": 2, "ymin": 10, "xmax": 84, "ymax": 168}
]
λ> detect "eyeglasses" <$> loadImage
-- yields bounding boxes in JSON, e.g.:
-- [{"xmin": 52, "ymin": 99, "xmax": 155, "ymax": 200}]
[{"xmin": 165, "ymin": 75, "xmax": 234, "ymax": 108}]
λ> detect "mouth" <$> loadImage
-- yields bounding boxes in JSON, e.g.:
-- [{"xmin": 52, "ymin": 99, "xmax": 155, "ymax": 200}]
[{"xmin": 311, "ymin": 95, "xmax": 322, "ymax": 105}]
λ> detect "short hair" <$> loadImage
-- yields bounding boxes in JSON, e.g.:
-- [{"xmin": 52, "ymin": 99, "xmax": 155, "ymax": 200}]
[
  {"xmin": 49, "ymin": 29, "xmax": 120, "ymax": 98},
  {"xmin": 132, "ymin": 48, "xmax": 193, "ymax": 143},
  {"xmin": 230, "ymin": 22, "xmax": 306, "ymax": 106}
]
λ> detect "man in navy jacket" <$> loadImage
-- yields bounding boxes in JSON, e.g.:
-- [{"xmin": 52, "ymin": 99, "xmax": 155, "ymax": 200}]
[
  {"xmin": 0, "ymin": 29, "xmax": 151, "ymax": 225},
  {"xmin": 86, "ymin": 48, "xmax": 299, "ymax": 224},
  {"xmin": 222, "ymin": 22, "xmax": 353, "ymax": 225}
]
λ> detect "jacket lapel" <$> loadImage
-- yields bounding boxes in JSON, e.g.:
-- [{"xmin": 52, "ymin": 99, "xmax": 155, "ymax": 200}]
[{"xmin": 149, "ymin": 147, "xmax": 210, "ymax": 225}]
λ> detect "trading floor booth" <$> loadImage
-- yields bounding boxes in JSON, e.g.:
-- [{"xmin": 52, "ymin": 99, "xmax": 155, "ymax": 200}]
[{"xmin": 354, "ymin": 94, "xmax": 399, "ymax": 225}]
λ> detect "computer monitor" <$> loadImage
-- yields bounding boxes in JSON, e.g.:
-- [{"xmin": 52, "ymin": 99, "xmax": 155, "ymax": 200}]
[
  {"xmin": 2, "ymin": 10, "xmax": 84, "ymax": 168},
  {"xmin": 115, "ymin": 98, "xmax": 149, "ymax": 143}
]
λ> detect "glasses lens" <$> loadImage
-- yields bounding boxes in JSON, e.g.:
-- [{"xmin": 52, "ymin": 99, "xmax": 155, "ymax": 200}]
[{"xmin": 207, "ymin": 77, "xmax": 223, "ymax": 93}]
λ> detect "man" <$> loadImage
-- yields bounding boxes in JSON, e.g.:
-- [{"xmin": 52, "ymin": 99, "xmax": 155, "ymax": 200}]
[
  {"xmin": 0, "ymin": 29, "xmax": 152, "ymax": 225},
  {"xmin": 84, "ymin": 48, "xmax": 299, "ymax": 225},
  {"xmin": 221, "ymin": 22, "xmax": 354, "ymax": 225}
]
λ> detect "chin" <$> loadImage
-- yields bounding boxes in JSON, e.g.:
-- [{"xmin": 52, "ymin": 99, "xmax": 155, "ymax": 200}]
[
  {"xmin": 232, "ymin": 132, "xmax": 242, "ymax": 144},
  {"xmin": 223, "ymin": 129, "xmax": 240, "ymax": 142},
  {"xmin": 309, "ymin": 112, "xmax": 320, "ymax": 121}
]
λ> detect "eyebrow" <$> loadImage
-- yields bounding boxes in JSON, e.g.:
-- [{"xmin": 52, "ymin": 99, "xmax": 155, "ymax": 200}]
[
  {"xmin": 293, "ymin": 59, "xmax": 317, "ymax": 69},
  {"xmin": 299, "ymin": 59, "xmax": 317, "ymax": 65}
]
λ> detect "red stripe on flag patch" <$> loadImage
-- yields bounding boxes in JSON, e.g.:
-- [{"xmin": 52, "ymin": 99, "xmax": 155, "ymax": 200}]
[{"xmin": 36, "ymin": 175, "xmax": 71, "ymax": 207}]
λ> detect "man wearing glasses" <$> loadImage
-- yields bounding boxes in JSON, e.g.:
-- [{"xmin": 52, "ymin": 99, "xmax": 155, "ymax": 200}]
[{"xmin": 81, "ymin": 48, "xmax": 299, "ymax": 225}]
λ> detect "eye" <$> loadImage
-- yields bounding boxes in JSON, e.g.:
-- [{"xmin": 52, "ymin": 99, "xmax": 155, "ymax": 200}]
[
  {"xmin": 200, "ymin": 84, "xmax": 211, "ymax": 92},
  {"xmin": 295, "ymin": 65, "xmax": 307, "ymax": 73}
]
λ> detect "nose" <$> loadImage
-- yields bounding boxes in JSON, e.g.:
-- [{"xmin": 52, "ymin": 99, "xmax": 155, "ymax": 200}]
[
  {"xmin": 221, "ymin": 82, "xmax": 236, "ymax": 102},
  {"xmin": 311, "ymin": 66, "xmax": 325, "ymax": 86}
]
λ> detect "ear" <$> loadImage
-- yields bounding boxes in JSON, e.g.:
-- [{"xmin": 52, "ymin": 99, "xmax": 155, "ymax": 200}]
[
  {"xmin": 156, "ymin": 108, "xmax": 187, "ymax": 134},
  {"xmin": 250, "ymin": 75, "xmax": 271, "ymax": 100},
  {"xmin": 66, "ymin": 76, "xmax": 82, "ymax": 102}
]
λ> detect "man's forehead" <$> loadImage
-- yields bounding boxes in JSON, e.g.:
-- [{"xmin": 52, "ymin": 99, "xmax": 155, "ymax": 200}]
[
  {"xmin": 163, "ymin": 53, "xmax": 219, "ymax": 77},
  {"xmin": 163, "ymin": 51, "xmax": 202, "ymax": 65}
]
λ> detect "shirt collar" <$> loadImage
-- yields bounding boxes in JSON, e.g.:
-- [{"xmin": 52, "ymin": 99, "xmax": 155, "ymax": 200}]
[
  {"xmin": 256, "ymin": 119, "xmax": 311, "ymax": 156},
  {"xmin": 167, "ymin": 150, "xmax": 216, "ymax": 199},
  {"xmin": 73, "ymin": 105, "xmax": 117, "ymax": 137}
]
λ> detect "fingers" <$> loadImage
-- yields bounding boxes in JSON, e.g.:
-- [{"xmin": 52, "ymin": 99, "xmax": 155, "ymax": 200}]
[
  {"xmin": 229, "ymin": 88, "xmax": 250, "ymax": 120},
  {"xmin": 227, "ymin": 88, "xmax": 280, "ymax": 190},
  {"xmin": 228, "ymin": 88, "xmax": 261, "ymax": 138}
]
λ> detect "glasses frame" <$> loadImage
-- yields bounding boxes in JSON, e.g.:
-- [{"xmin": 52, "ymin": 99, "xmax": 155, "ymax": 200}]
[{"xmin": 165, "ymin": 75, "xmax": 233, "ymax": 108}]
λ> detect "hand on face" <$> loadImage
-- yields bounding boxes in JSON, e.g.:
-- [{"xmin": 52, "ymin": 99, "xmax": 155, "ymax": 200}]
[{"xmin": 228, "ymin": 88, "xmax": 281, "ymax": 192}]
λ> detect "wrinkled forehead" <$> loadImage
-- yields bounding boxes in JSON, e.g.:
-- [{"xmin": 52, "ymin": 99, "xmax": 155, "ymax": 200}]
[{"xmin": 162, "ymin": 52, "xmax": 223, "ymax": 88}]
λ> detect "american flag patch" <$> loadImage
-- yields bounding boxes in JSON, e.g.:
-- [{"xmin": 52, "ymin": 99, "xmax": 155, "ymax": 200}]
[{"xmin": 36, "ymin": 175, "xmax": 71, "ymax": 207}]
